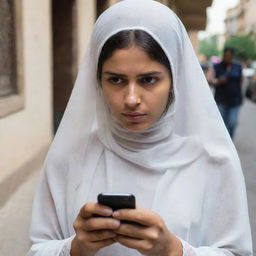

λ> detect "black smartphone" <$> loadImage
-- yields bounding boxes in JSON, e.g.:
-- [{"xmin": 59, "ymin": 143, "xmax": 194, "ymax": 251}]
[{"xmin": 97, "ymin": 193, "xmax": 136, "ymax": 211}]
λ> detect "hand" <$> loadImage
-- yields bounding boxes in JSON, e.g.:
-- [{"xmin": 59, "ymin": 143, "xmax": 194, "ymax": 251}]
[
  {"xmin": 218, "ymin": 76, "xmax": 227, "ymax": 85},
  {"xmin": 211, "ymin": 76, "xmax": 227, "ymax": 87},
  {"xmin": 71, "ymin": 201, "xmax": 120, "ymax": 256},
  {"xmin": 112, "ymin": 207, "xmax": 182, "ymax": 256}
]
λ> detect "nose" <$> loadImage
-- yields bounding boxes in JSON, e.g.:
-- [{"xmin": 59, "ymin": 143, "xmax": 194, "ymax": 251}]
[{"xmin": 124, "ymin": 83, "xmax": 141, "ymax": 109}]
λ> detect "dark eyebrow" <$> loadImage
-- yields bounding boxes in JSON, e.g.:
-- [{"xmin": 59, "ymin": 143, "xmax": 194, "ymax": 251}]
[
  {"xmin": 103, "ymin": 72, "xmax": 127, "ymax": 77},
  {"xmin": 137, "ymin": 71, "xmax": 162, "ymax": 77},
  {"xmin": 102, "ymin": 71, "xmax": 162, "ymax": 77}
]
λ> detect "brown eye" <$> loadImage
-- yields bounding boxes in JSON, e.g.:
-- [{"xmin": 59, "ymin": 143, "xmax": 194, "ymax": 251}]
[
  {"xmin": 108, "ymin": 76, "xmax": 124, "ymax": 84},
  {"xmin": 140, "ymin": 76, "xmax": 159, "ymax": 85}
]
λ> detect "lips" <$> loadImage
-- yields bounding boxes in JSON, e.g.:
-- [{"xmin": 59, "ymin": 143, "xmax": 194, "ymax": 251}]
[{"xmin": 122, "ymin": 112, "xmax": 147, "ymax": 122}]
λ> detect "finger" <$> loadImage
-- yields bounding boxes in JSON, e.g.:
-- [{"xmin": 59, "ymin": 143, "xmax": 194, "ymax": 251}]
[
  {"xmin": 115, "ymin": 235, "xmax": 152, "ymax": 252},
  {"xmin": 92, "ymin": 238, "xmax": 116, "ymax": 250},
  {"xmin": 86, "ymin": 230, "xmax": 117, "ymax": 242},
  {"xmin": 80, "ymin": 201, "xmax": 113, "ymax": 218},
  {"xmin": 85, "ymin": 239, "xmax": 116, "ymax": 251},
  {"xmin": 114, "ymin": 223, "xmax": 158, "ymax": 240},
  {"xmin": 83, "ymin": 217, "xmax": 120, "ymax": 231},
  {"xmin": 113, "ymin": 208, "xmax": 160, "ymax": 227}
]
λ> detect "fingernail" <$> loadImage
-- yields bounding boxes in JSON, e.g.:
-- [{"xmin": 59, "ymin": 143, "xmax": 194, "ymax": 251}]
[
  {"xmin": 103, "ymin": 208, "xmax": 112, "ymax": 215},
  {"xmin": 112, "ymin": 220, "xmax": 120, "ymax": 228},
  {"xmin": 112, "ymin": 211, "xmax": 120, "ymax": 218}
]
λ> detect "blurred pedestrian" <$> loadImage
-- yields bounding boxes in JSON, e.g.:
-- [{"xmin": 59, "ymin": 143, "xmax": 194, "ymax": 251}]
[
  {"xmin": 212, "ymin": 46, "xmax": 243, "ymax": 139},
  {"xmin": 201, "ymin": 62, "xmax": 215, "ymax": 87}
]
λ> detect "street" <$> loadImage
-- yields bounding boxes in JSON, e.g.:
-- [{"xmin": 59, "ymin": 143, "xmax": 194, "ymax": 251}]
[
  {"xmin": 234, "ymin": 99, "xmax": 256, "ymax": 253},
  {"xmin": 0, "ymin": 99, "xmax": 255, "ymax": 255}
]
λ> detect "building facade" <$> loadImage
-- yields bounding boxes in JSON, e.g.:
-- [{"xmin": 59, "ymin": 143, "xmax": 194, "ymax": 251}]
[
  {"xmin": 225, "ymin": 0, "xmax": 256, "ymax": 37},
  {"xmin": 0, "ymin": 0, "xmax": 95, "ymax": 181}
]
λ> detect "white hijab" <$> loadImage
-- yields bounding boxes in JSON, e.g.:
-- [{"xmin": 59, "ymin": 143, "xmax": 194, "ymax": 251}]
[
  {"xmin": 28, "ymin": 1, "xmax": 252, "ymax": 255},
  {"xmin": 50, "ymin": 0, "xmax": 237, "ymax": 168}
]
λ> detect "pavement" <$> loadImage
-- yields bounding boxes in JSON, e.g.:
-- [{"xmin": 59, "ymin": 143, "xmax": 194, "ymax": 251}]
[
  {"xmin": 0, "ymin": 99, "xmax": 255, "ymax": 256},
  {"xmin": 0, "ymin": 149, "xmax": 46, "ymax": 256},
  {"xmin": 0, "ymin": 169, "xmax": 39, "ymax": 255},
  {"xmin": 234, "ymin": 99, "xmax": 256, "ymax": 254}
]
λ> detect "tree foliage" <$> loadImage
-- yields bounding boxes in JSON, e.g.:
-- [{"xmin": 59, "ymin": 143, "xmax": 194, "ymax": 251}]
[
  {"xmin": 199, "ymin": 37, "xmax": 219, "ymax": 60},
  {"xmin": 225, "ymin": 34, "xmax": 256, "ymax": 61}
]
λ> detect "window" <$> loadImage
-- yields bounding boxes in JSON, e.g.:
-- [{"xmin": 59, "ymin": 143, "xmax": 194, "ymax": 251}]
[
  {"xmin": 0, "ymin": 0, "xmax": 24, "ymax": 118},
  {"xmin": 0, "ymin": 0, "xmax": 17, "ymax": 97}
]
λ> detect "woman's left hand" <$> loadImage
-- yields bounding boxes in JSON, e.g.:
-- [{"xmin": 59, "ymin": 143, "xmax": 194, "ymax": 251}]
[{"xmin": 112, "ymin": 207, "xmax": 182, "ymax": 256}]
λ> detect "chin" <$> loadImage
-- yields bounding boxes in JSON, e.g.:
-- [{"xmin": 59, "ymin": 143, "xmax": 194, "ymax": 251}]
[{"xmin": 123, "ymin": 123, "xmax": 151, "ymax": 131}]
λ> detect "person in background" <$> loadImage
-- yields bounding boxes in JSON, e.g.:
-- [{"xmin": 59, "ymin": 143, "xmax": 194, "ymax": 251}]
[{"xmin": 212, "ymin": 46, "xmax": 243, "ymax": 139}]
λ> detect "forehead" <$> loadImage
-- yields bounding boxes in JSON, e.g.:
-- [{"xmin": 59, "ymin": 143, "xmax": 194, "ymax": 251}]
[{"xmin": 102, "ymin": 46, "xmax": 169, "ymax": 73}]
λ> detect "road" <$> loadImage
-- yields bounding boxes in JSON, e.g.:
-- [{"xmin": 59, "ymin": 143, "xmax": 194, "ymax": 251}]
[
  {"xmin": 0, "ymin": 99, "xmax": 255, "ymax": 255},
  {"xmin": 234, "ymin": 99, "xmax": 256, "ymax": 254}
]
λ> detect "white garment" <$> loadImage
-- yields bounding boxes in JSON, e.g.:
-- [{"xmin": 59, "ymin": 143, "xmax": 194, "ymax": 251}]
[{"xmin": 27, "ymin": 0, "xmax": 252, "ymax": 256}]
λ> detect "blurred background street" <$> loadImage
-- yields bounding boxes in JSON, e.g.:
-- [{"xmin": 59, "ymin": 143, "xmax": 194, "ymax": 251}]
[{"xmin": 0, "ymin": 0, "xmax": 255, "ymax": 255}]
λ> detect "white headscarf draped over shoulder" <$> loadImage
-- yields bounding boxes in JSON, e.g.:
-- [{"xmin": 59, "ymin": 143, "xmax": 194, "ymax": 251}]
[{"xmin": 28, "ymin": 1, "xmax": 252, "ymax": 256}]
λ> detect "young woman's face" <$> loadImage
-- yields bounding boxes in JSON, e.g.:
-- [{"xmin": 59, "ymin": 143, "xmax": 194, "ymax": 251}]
[{"xmin": 101, "ymin": 46, "xmax": 172, "ymax": 131}]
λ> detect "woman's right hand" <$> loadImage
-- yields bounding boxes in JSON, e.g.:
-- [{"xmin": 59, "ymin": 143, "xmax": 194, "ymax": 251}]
[{"xmin": 71, "ymin": 201, "xmax": 120, "ymax": 256}]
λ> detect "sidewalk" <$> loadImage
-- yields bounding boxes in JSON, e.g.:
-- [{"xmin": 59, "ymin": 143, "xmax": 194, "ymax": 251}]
[
  {"xmin": 0, "ymin": 169, "xmax": 40, "ymax": 255},
  {"xmin": 0, "ymin": 150, "xmax": 46, "ymax": 256}
]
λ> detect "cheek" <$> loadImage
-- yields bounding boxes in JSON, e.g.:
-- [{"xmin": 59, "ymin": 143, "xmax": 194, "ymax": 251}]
[
  {"xmin": 157, "ymin": 94, "xmax": 169, "ymax": 113},
  {"xmin": 102, "ymin": 89, "xmax": 122, "ymax": 113},
  {"xmin": 153, "ymin": 85, "xmax": 171, "ymax": 114}
]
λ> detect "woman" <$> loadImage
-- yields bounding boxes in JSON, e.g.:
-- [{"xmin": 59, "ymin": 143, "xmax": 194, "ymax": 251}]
[{"xmin": 27, "ymin": 0, "xmax": 252, "ymax": 255}]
